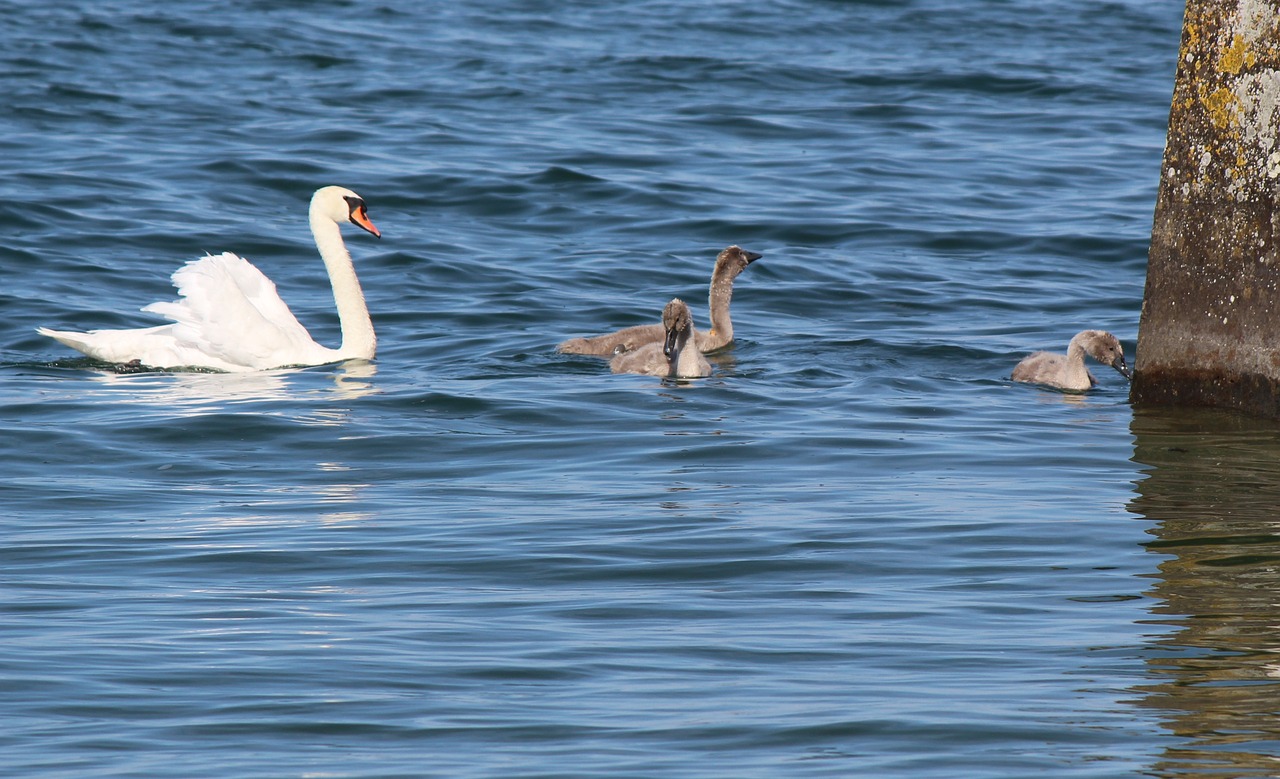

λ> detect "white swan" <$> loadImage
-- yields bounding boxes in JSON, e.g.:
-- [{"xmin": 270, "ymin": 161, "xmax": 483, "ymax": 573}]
[{"xmin": 38, "ymin": 186, "xmax": 381, "ymax": 372}]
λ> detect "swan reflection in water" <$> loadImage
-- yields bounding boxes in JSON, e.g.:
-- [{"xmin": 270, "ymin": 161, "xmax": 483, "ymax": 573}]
[
  {"xmin": 125, "ymin": 364, "xmax": 380, "ymax": 528},
  {"xmin": 83, "ymin": 359, "xmax": 379, "ymax": 421},
  {"xmin": 183, "ymin": 459, "xmax": 375, "ymax": 529}
]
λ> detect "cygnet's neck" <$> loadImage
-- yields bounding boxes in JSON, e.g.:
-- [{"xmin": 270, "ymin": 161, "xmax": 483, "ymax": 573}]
[
  {"xmin": 668, "ymin": 329, "xmax": 699, "ymax": 376},
  {"xmin": 706, "ymin": 267, "xmax": 738, "ymax": 343},
  {"xmin": 1062, "ymin": 334, "xmax": 1093, "ymax": 388},
  {"xmin": 311, "ymin": 207, "xmax": 375, "ymax": 361}
]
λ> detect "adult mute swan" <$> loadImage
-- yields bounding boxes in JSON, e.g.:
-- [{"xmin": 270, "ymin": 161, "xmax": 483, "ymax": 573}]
[
  {"xmin": 1011, "ymin": 329, "xmax": 1131, "ymax": 391},
  {"xmin": 558, "ymin": 245, "xmax": 761, "ymax": 356},
  {"xmin": 610, "ymin": 298, "xmax": 711, "ymax": 378},
  {"xmin": 38, "ymin": 186, "xmax": 381, "ymax": 372}
]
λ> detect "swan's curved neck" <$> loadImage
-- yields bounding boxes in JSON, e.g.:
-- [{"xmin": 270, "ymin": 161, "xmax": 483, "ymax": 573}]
[
  {"xmin": 1062, "ymin": 336, "xmax": 1091, "ymax": 386},
  {"xmin": 669, "ymin": 328, "xmax": 696, "ymax": 375},
  {"xmin": 707, "ymin": 270, "xmax": 735, "ymax": 341},
  {"xmin": 1065, "ymin": 336, "xmax": 1087, "ymax": 364},
  {"xmin": 310, "ymin": 208, "xmax": 375, "ymax": 360}
]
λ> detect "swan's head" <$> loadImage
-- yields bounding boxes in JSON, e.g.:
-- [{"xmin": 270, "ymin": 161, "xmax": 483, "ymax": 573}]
[
  {"xmin": 662, "ymin": 298, "xmax": 694, "ymax": 359},
  {"xmin": 312, "ymin": 186, "xmax": 381, "ymax": 238},
  {"xmin": 714, "ymin": 245, "xmax": 762, "ymax": 278},
  {"xmin": 1078, "ymin": 330, "xmax": 1131, "ymax": 380}
]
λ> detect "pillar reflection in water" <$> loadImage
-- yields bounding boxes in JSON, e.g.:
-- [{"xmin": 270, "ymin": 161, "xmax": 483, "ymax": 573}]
[{"xmin": 1129, "ymin": 406, "xmax": 1280, "ymax": 777}]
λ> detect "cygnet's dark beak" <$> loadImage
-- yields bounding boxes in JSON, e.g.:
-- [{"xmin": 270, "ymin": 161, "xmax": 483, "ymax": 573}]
[
  {"xmin": 743, "ymin": 250, "xmax": 762, "ymax": 263},
  {"xmin": 663, "ymin": 327, "xmax": 679, "ymax": 359},
  {"xmin": 1114, "ymin": 357, "xmax": 1132, "ymax": 380}
]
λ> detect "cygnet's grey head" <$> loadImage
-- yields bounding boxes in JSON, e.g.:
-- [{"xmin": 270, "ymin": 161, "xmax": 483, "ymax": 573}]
[
  {"xmin": 1082, "ymin": 330, "xmax": 1131, "ymax": 380},
  {"xmin": 662, "ymin": 298, "xmax": 695, "ymax": 359},
  {"xmin": 714, "ymin": 245, "xmax": 763, "ymax": 279}
]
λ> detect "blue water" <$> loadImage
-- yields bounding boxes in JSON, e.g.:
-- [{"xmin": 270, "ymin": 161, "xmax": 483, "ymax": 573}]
[{"xmin": 8, "ymin": 1, "xmax": 1280, "ymax": 777}]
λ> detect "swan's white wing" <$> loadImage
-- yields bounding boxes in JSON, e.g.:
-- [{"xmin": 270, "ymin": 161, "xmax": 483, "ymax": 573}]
[
  {"xmin": 37, "ymin": 324, "xmax": 190, "ymax": 367},
  {"xmin": 141, "ymin": 252, "xmax": 331, "ymax": 369}
]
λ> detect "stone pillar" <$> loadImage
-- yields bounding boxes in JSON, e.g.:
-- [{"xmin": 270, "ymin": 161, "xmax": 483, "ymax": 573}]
[{"xmin": 1132, "ymin": 0, "xmax": 1280, "ymax": 414}]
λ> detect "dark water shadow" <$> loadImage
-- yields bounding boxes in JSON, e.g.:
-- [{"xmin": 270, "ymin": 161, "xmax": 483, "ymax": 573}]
[{"xmin": 1128, "ymin": 405, "xmax": 1280, "ymax": 777}]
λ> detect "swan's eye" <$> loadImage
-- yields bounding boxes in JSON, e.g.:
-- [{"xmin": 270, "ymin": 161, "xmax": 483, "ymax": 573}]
[{"xmin": 342, "ymin": 195, "xmax": 366, "ymax": 217}]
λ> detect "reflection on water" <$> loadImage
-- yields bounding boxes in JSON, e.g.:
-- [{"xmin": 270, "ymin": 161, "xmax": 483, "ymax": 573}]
[
  {"xmin": 76, "ymin": 363, "xmax": 383, "ymax": 529},
  {"xmin": 327, "ymin": 360, "xmax": 378, "ymax": 401},
  {"xmin": 82, "ymin": 360, "xmax": 379, "ymax": 418},
  {"xmin": 1129, "ymin": 406, "xmax": 1280, "ymax": 777},
  {"xmin": 176, "ymin": 461, "xmax": 374, "ymax": 529},
  {"xmin": 314, "ymin": 461, "xmax": 374, "ymax": 525}
]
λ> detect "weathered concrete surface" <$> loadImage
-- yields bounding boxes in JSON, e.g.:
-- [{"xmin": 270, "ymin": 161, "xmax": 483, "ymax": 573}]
[{"xmin": 1132, "ymin": 0, "xmax": 1280, "ymax": 414}]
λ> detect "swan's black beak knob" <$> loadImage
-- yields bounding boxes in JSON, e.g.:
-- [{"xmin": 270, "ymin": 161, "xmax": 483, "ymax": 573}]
[{"xmin": 344, "ymin": 196, "xmax": 381, "ymax": 238}]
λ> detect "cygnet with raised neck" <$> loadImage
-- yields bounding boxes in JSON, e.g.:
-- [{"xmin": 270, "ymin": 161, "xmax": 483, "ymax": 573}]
[
  {"xmin": 559, "ymin": 245, "xmax": 761, "ymax": 356},
  {"xmin": 610, "ymin": 298, "xmax": 711, "ymax": 378},
  {"xmin": 1011, "ymin": 330, "xmax": 1131, "ymax": 391}
]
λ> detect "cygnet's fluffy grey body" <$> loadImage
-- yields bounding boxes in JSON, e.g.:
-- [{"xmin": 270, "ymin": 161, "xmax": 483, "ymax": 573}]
[
  {"xmin": 610, "ymin": 298, "xmax": 711, "ymax": 378},
  {"xmin": 559, "ymin": 245, "xmax": 761, "ymax": 356},
  {"xmin": 1011, "ymin": 329, "xmax": 1131, "ymax": 391}
]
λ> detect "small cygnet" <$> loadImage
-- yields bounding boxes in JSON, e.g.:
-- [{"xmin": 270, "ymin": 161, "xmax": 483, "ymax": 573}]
[
  {"xmin": 1011, "ymin": 329, "xmax": 1131, "ymax": 391},
  {"xmin": 610, "ymin": 298, "xmax": 711, "ymax": 378}
]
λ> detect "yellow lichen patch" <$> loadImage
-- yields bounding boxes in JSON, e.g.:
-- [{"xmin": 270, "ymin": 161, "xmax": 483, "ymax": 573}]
[
  {"xmin": 1202, "ymin": 86, "xmax": 1241, "ymax": 128},
  {"xmin": 1220, "ymin": 34, "xmax": 1253, "ymax": 74},
  {"xmin": 1183, "ymin": 11, "xmax": 1204, "ymax": 55}
]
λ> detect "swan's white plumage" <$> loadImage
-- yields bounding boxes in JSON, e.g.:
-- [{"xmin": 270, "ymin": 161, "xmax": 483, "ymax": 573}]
[
  {"xmin": 38, "ymin": 186, "xmax": 379, "ymax": 372},
  {"xmin": 143, "ymin": 252, "xmax": 328, "ymax": 368}
]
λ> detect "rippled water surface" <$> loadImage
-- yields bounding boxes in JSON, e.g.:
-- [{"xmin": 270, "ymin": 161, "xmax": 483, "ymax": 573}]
[{"xmin": 10, "ymin": 2, "xmax": 1280, "ymax": 778}]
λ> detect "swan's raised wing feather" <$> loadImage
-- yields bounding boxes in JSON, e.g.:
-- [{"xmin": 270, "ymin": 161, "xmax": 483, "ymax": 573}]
[{"xmin": 141, "ymin": 252, "xmax": 327, "ymax": 369}]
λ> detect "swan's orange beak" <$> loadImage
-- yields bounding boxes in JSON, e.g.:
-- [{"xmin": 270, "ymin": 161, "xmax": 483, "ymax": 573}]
[{"xmin": 351, "ymin": 207, "xmax": 381, "ymax": 239}]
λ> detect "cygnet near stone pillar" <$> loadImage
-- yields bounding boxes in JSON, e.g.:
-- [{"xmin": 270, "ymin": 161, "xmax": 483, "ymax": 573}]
[{"xmin": 1132, "ymin": 1, "xmax": 1280, "ymax": 415}]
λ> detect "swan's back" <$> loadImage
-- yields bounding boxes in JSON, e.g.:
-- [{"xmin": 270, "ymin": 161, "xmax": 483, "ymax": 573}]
[
  {"xmin": 560, "ymin": 323, "xmax": 664, "ymax": 357},
  {"xmin": 1011, "ymin": 350, "xmax": 1094, "ymax": 389},
  {"xmin": 608, "ymin": 341, "xmax": 672, "ymax": 376}
]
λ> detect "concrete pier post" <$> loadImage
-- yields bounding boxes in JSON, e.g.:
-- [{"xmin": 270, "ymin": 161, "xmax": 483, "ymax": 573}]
[{"xmin": 1131, "ymin": 1, "xmax": 1280, "ymax": 415}]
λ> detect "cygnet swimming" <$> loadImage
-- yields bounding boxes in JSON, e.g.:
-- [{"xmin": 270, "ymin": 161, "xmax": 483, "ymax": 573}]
[
  {"xmin": 559, "ymin": 245, "xmax": 761, "ymax": 356},
  {"xmin": 1011, "ymin": 330, "xmax": 1131, "ymax": 391},
  {"xmin": 610, "ymin": 298, "xmax": 711, "ymax": 378}
]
